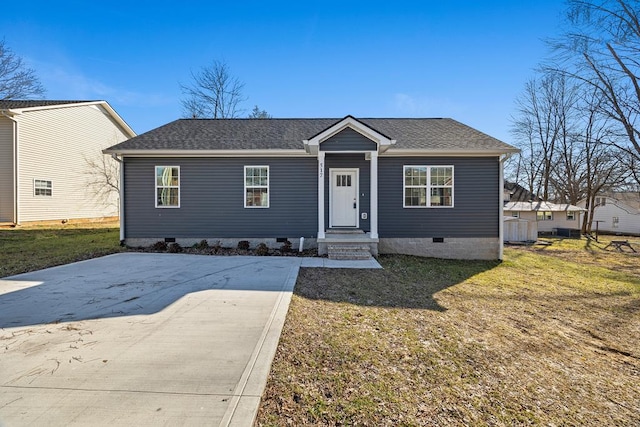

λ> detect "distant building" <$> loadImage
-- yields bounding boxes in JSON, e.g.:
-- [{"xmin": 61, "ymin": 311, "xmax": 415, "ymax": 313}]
[{"xmin": 0, "ymin": 100, "xmax": 135, "ymax": 225}]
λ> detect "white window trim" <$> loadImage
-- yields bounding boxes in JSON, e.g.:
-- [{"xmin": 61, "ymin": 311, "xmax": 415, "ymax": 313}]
[
  {"xmin": 566, "ymin": 211, "xmax": 575, "ymax": 221},
  {"xmin": 34, "ymin": 179, "xmax": 53, "ymax": 197},
  {"xmin": 511, "ymin": 211, "xmax": 520, "ymax": 218},
  {"xmin": 244, "ymin": 165, "xmax": 269, "ymax": 208},
  {"xmin": 536, "ymin": 211, "xmax": 553, "ymax": 221},
  {"xmin": 403, "ymin": 165, "xmax": 454, "ymax": 208},
  {"xmin": 155, "ymin": 166, "xmax": 180, "ymax": 208}
]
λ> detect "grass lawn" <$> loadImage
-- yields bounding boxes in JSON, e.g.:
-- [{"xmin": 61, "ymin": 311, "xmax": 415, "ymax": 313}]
[
  {"xmin": 0, "ymin": 222, "xmax": 123, "ymax": 278},
  {"xmin": 256, "ymin": 237, "xmax": 640, "ymax": 426}
]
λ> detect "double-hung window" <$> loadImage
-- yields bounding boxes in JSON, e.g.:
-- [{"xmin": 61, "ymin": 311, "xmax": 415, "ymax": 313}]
[
  {"xmin": 404, "ymin": 166, "xmax": 453, "ymax": 208},
  {"xmin": 155, "ymin": 166, "xmax": 180, "ymax": 208},
  {"xmin": 245, "ymin": 166, "xmax": 269, "ymax": 208},
  {"xmin": 34, "ymin": 179, "xmax": 52, "ymax": 196},
  {"xmin": 536, "ymin": 211, "xmax": 552, "ymax": 221}
]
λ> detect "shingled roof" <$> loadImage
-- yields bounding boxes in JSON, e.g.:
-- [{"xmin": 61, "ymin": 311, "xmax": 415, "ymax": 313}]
[
  {"xmin": 0, "ymin": 100, "xmax": 95, "ymax": 110},
  {"xmin": 104, "ymin": 117, "xmax": 517, "ymax": 153}
]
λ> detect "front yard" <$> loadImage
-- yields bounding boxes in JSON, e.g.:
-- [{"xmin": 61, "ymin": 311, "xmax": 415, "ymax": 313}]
[
  {"xmin": 1, "ymin": 226, "xmax": 638, "ymax": 425},
  {"xmin": 256, "ymin": 238, "xmax": 640, "ymax": 426}
]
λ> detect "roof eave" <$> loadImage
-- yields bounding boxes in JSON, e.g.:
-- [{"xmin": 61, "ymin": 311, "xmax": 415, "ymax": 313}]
[{"xmin": 103, "ymin": 148, "xmax": 310, "ymax": 157}]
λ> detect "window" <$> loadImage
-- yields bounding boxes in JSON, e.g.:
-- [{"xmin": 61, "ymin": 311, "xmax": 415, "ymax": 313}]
[
  {"xmin": 596, "ymin": 197, "xmax": 606, "ymax": 206},
  {"xmin": 34, "ymin": 179, "xmax": 52, "ymax": 196},
  {"xmin": 567, "ymin": 211, "xmax": 575, "ymax": 221},
  {"xmin": 511, "ymin": 211, "xmax": 520, "ymax": 218},
  {"xmin": 613, "ymin": 217, "xmax": 619, "ymax": 228},
  {"xmin": 536, "ymin": 211, "xmax": 553, "ymax": 221},
  {"xmin": 404, "ymin": 166, "xmax": 453, "ymax": 208},
  {"xmin": 245, "ymin": 166, "xmax": 269, "ymax": 208},
  {"xmin": 155, "ymin": 166, "xmax": 180, "ymax": 207}
]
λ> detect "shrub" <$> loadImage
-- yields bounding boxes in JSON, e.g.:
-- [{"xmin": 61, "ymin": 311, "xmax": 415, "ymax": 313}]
[
  {"xmin": 256, "ymin": 242, "xmax": 269, "ymax": 256},
  {"xmin": 280, "ymin": 239, "xmax": 292, "ymax": 252},
  {"xmin": 211, "ymin": 240, "xmax": 222, "ymax": 254},
  {"xmin": 151, "ymin": 241, "xmax": 168, "ymax": 252},
  {"xmin": 237, "ymin": 240, "xmax": 250, "ymax": 250},
  {"xmin": 193, "ymin": 239, "xmax": 209, "ymax": 250},
  {"xmin": 168, "ymin": 242, "xmax": 183, "ymax": 253}
]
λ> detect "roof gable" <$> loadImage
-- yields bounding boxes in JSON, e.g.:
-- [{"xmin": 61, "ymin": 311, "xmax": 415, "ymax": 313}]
[
  {"xmin": 303, "ymin": 115, "xmax": 395, "ymax": 155},
  {"xmin": 0, "ymin": 100, "xmax": 136, "ymax": 138}
]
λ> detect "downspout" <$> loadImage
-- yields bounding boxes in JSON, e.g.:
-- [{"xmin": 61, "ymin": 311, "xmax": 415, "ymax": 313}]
[
  {"xmin": 499, "ymin": 153, "xmax": 514, "ymax": 260},
  {"xmin": 1, "ymin": 111, "xmax": 19, "ymax": 225},
  {"xmin": 111, "ymin": 153, "xmax": 125, "ymax": 244}
]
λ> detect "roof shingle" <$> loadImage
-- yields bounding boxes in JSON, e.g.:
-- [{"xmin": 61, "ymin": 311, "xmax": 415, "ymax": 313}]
[{"xmin": 105, "ymin": 117, "xmax": 517, "ymax": 153}]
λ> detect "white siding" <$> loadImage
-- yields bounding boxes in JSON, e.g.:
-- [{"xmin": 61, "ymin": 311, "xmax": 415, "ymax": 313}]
[
  {"xmin": 590, "ymin": 200, "xmax": 640, "ymax": 235},
  {"xmin": 0, "ymin": 117, "xmax": 14, "ymax": 222},
  {"xmin": 17, "ymin": 105, "xmax": 129, "ymax": 222},
  {"xmin": 504, "ymin": 210, "xmax": 582, "ymax": 233}
]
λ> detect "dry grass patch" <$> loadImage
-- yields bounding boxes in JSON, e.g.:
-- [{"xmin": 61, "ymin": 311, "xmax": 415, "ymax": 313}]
[{"xmin": 256, "ymin": 245, "xmax": 640, "ymax": 426}]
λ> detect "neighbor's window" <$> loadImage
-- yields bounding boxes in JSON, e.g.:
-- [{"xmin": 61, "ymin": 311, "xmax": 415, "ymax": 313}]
[
  {"xmin": 596, "ymin": 197, "xmax": 606, "ymax": 206},
  {"xmin": 536, "ymin": 211, "xmax": 553, "ymax": 221},
  {"xmin": 155, "ymin": 166, "xmax": 180, "ymax": 208},
  {"xmin": 245, "ymin": 166, "xmax": 269, "ymax": 208},
  {"xmin": 404, "ymin": 166, "xmax": 453, "ymax": 207},
  {"xmin": 511, "ymin": 211, "xmax": 520, "ymax": 218},
  {"xmin": 34, "ymin": 179, "xmax": 52, "ymax": 196},
  {"xmin": 567, "ymin": 211, "xmax": 576, "ymax": 221},
  {"xmin": 613, "ymin": 216, "xmax": 619, "ymax": 228}
]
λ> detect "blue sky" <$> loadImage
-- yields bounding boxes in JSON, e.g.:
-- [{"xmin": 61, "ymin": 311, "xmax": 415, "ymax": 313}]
[{"xmin": 2, "ymin": 1, "xmax": 567, "ymax": 144}]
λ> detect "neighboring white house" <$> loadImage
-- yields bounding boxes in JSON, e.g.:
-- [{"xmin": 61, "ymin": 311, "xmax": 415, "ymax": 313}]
[
  {"xmin": 503, "ymin": 201, "xmax": 585, "ymax": 234},
  {"xmin": 578, "ymin": 193, "xmax": 640, "ymax": 236},
  {"xmin": 0, "ymin": 100, "xmax": 136, "ymax": 225}
]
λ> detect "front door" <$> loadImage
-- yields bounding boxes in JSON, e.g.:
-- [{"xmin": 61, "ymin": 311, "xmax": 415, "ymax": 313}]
[{"xmin": 330, "ymin": 169, "xmax": 358, "ymax": 227}]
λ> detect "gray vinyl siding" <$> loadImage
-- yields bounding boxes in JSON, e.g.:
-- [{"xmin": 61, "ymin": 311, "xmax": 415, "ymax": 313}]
[
  {"xmin": 378, "ymin": 156, "xmax": 500, "ymax": 237},
  {"xmin": 324, "ymin": 153, "xmax": 370, "ymax": 231},
  {"xmin": 124, "ymin": 157, "xmax": 318, "ymax": 239},
  {"xmin": 0, "ymin": 118, "xmax": 14, "ymax": 222},
  {"xmin": 320, "ymin": 128, "xmax": 378, "ymax": 151}
]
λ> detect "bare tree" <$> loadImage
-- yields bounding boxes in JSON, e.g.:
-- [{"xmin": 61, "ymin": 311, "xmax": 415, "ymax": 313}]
[
  {"xmin": 84, "ymin": 153, "xmax": 120, "ymax": 210},
  {"xmin": 511, "ymin": 72, "xmax": 575, "ymax": 200},
  {"xmin": 549, "ymin": 0, "xmax": 640, "ymax": 184},
  {"xmin": 180, "ymin": 60, "xmax": 246, "ymax": 118},
  {"xmin": 248, "ymin": 105, "xmax": 271, "ymax": 118},
  {"xmin": 0, "ymin": 39, "xmax": 45, "ymax": 99}
]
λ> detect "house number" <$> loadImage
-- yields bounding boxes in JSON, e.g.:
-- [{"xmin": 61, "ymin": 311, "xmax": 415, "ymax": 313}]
[{"xmin": 319, "ymin": 162, "xmax": 324, "ymax": 178}]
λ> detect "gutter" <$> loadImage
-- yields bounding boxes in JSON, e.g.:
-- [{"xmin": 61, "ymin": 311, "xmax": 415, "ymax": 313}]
[
  {"xmin": 0, "ymin": 110, "xmax": 20, "ymax": 225},
  {"xmin": 110, "ymin": 153, "xmax": 125, "ymax": 243},
  {"xmin": 499, "ymin": 152, "xmax": 516, "ymax": 260}
]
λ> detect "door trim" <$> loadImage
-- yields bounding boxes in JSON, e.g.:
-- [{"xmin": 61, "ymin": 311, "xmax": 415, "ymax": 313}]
[{"xmin": 329, "ymin": 168, "xmax": 359, "ymax": 228}]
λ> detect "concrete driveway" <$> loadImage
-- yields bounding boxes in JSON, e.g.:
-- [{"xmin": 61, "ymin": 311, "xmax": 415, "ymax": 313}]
[{"xmin": 0, "ymin": 253, "xmax": 309, "ymax": 426}]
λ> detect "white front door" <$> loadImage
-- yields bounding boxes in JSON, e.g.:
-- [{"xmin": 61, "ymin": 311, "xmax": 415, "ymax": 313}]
[{"xmin": 330, "ymin": 169, "xmax": 358, "ymax": 227}]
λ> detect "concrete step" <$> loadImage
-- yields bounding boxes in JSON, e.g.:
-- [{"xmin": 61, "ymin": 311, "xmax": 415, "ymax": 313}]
[{"xmin": 327, "ymin": 243, "xmax": 372, "ymax": 260}]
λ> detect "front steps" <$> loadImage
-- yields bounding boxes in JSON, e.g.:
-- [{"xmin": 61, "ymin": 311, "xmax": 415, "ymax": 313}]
[
  {"xmin": 327, "ymin": 243, "xmax": 372, "ymax": 260},
  {"xmin": 319, "ymin": 229, "xmax": 378, "ymax": 260}
]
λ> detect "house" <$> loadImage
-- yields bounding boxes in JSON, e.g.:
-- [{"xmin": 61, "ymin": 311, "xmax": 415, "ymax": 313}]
[
  {"xmin": 578, "ymin": 192, "xmax": 640, "ymax": 236},
  {"xmin": 0, "ymin": 100, "xmax": 136, "ymax": 225},
  {"xmin": 104, "ymin": 116, "xmax": 518, "ymax": 260},
  {"xmin": 503, "ymin": 201, "xmax": 585, "ymax": 235}
]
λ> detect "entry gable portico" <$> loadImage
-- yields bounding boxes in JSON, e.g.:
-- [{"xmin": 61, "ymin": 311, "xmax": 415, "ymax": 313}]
[
  {"xmin": 303, "ymin": 115, "xmax": 396, "ymax": 155},
  {"xmin": 303, "ymin": 116, "xmax": 396, "ymax": 241}
]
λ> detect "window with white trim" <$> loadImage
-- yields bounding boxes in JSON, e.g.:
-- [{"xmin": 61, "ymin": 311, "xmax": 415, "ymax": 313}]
[
  {"xmin": 612, "ymin": 216, "xmax": 619, "ymax": 228},
  {"xmin": 245, "ymin": 166, "xmax": 269, "ymax": 208},
  {"xmin": 511, "ymin": 211, "xmax": 520, "ymax": 218},
  {"xmin": 566, "ymin": 211, "xmax": 575, "ymax": 221},
  {"xmin": 536, "ymin": 211, "xmax": 553, "ymax": 221},
  {"xmin": 403, "ymin": 166, "xmax": 453, "ymax": 207},
  {"xmin": 34, "ymin": 179, "xmax": 52, "ymax": 196},
  {"xmin": 155, "ymin": 166, "xmax": 180, "ymax": 208}
]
